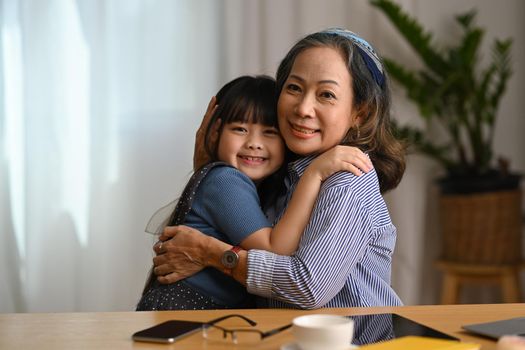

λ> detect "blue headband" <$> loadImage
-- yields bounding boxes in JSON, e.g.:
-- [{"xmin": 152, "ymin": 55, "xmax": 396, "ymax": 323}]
[{"xmin": 321, "ymin": 28, "xmax": 385, "ymax": 87}]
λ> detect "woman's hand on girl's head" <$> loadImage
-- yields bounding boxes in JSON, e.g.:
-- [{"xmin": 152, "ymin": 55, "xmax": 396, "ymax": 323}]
[
  {"xmin": 306, "ymin": 145, "xmax": 372, "ymax": 181},
  {"xmin": 193, "ymin": 96, "xmax": 218, "ymax": 170}
]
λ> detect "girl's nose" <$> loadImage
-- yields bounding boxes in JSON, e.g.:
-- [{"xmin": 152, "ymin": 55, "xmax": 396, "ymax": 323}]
[
  {"xmin": 246, "ymin": 135, "xmax": 263, "ymax": 150},
  {"xmin": 247, "ymin": 142, "xmax": 263, "ymax": 150}
]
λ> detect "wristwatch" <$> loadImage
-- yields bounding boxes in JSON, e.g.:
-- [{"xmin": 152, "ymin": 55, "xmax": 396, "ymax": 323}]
[{"xmin": 221, "ymin": 246, "xmax": 241, "ymax": 274}]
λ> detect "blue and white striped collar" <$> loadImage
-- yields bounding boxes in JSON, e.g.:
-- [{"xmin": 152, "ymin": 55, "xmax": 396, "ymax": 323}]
[{"xmin": 288, "ymin": 155, "xmax": 317, "ymax": 178}]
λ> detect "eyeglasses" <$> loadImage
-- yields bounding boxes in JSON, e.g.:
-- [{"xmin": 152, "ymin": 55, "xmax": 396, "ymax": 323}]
[{"xmin": 202, "ymin": 314, "xmax": 292, "ymax": 344}]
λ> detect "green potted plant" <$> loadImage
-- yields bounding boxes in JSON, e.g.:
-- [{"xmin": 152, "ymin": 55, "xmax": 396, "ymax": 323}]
[{"xmin": 370, "ymin": 0, "xmax": 521, "ymax": 265}]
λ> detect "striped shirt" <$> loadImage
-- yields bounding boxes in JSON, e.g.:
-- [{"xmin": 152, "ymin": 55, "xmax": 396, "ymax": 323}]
[{"xmin": 246, "ymin": 155, "xmax": 402, "ymax": 309}]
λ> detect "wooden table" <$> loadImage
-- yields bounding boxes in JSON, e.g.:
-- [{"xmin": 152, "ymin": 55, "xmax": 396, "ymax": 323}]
[{"xmin": 1, "ymin": 304, "xmax": 523, "ymax": 349}]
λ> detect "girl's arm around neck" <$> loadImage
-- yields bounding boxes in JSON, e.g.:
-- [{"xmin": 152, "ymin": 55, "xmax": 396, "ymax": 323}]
[
  {"xmin": 239, "ymin": 169, "xmax": 322, "ymax": 255},
  {"xmin": 239, "ymin": 146, "xmax": 372, "ymax": 255}
]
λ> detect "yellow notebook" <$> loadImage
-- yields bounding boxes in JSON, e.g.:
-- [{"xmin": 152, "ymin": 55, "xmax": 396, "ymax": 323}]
[{"xmin": 359, "ymin": 336, "xmax": 480, "ymax": 350}]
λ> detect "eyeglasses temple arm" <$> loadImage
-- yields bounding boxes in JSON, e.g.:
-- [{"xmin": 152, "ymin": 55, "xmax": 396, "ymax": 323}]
[{"xmin": 262, "ymin": 323, "xmax": 292, "ymax": 338}]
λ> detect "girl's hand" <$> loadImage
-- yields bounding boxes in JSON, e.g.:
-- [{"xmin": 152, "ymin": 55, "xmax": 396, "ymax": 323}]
[
  {"xmin": 193, "ymin": 96, "xmax": 218, "ymax": 170},
  {"xmin": 306, "ymin": 145, "xmax": 373, "ymax": 181}
]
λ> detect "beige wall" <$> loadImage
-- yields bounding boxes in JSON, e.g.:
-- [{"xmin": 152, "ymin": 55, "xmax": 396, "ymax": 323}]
[{"xmin": 221, "ymin": 0, "xmax": 525, "ymax": 305}]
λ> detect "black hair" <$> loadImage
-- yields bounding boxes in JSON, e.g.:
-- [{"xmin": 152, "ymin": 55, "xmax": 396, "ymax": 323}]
[
  {"xmin": 204, "ymin": 75, "xmax": 279, "ymax": 159},
  {"xmin": 203, "ymin": 75, "xmax": 288, "ymax": 209}
]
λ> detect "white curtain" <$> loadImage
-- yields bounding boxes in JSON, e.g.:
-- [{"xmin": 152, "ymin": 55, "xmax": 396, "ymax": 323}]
[
  {"xmin": 1, "ymin": 0, "xmax": 524, "ymax": 312},
  {"xmin": 0, "ymin": 0, "xmax": 225, "ymax": 312}
]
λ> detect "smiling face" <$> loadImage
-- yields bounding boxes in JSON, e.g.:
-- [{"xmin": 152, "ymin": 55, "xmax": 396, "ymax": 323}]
[
  {"xmin": 217, "ymin": 122, "xmax": 285, "ymax": 183},
  {"xmin": 277, "ymin": 46, "xmax": 356, "ymax": 156}
]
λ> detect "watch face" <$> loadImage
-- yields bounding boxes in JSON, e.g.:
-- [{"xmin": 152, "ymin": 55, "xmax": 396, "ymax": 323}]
[{"xmin": 221, "ymin": 250, "xmax": 239, "ymax": 269}]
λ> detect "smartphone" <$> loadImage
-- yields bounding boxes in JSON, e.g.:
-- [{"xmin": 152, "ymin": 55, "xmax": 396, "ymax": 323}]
[{"xmin": 132, "ymin": 320, "xmax": 203, "ymax": 343}]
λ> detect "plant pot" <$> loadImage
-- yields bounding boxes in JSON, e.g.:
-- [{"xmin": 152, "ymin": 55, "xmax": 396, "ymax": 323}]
[
  {"xmin": 438, "ymin": 170, "xmax": 522, "ymax": 194},
  {"xmin": 439, "ymin": 187, "xmax": 522, "ymax": 264}
]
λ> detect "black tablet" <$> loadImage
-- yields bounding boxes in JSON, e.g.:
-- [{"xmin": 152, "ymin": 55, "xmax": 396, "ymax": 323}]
[
  {"xmin": 348, "ymin": 313, "xmax": 458, "ymax": 346},
  {"xmin": 462, "ymin": 317, "xmax": 525, "ymax": 339}
]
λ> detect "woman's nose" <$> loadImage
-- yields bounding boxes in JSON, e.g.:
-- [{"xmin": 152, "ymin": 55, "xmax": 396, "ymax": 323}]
[{"xmin": 294, "ymin": 95, "xmax": 315, "ymax": 118}]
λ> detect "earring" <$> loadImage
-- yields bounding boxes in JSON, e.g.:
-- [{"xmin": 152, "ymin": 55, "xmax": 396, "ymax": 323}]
[{"xmin": 355, "ymin": 124, "xmax": 361, "ymax": 139}]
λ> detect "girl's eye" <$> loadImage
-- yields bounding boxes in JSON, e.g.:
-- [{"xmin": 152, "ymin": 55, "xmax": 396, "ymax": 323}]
[
  {"xmin": 230, "ymin": 125, "xmax": 247, "ymax": 133},
  {"xmin": 264, "ymin": 128, "xmax": 280, "ymax": 136}
]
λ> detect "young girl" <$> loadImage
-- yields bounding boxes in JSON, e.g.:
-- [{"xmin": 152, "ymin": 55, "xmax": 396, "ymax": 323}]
[{"xmin": 136, "ymin": 75, "xmax": 371, "ymax": 310}]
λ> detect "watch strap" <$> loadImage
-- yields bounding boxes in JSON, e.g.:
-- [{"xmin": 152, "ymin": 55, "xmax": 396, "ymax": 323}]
[{"xmin": 230, "ymin": 246, "xmax": 242, "ymax": 254}]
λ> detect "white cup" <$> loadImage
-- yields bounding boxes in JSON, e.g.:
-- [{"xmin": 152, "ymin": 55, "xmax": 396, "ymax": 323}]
[{"xmin": 292, "ymin": 314, "xmax": 354, "ymax": 350}]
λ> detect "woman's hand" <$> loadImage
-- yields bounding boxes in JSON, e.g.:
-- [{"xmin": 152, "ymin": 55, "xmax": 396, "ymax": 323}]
[
  {"xmin": 153, "ymin": 225, "xmax": 211, "ymax": 284},
  {"xmin": 193, "ymin": 96, "xmax": 218, "ymax": 170},
  {"xmin": 306, "ymin": 145, "xmax": 373, "ymax": 181},
  {"xmin": 153, "ymin": 225, "xmax": 246, "ymax": 285}
]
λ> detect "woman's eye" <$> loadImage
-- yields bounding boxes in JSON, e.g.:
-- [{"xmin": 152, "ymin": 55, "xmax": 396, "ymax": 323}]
[
  {"xmin": 286, "ymin": 83, "xmax": 301, "ymax": 93},
  {"xmin": 320, "ymin": 91, "xmax": 336, "ymax": 99}
]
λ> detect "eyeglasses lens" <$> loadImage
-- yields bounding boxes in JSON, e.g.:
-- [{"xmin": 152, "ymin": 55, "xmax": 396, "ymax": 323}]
[{"xmin": 203, "ymin": 326, "xmax": 261, "ymax": 344}]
